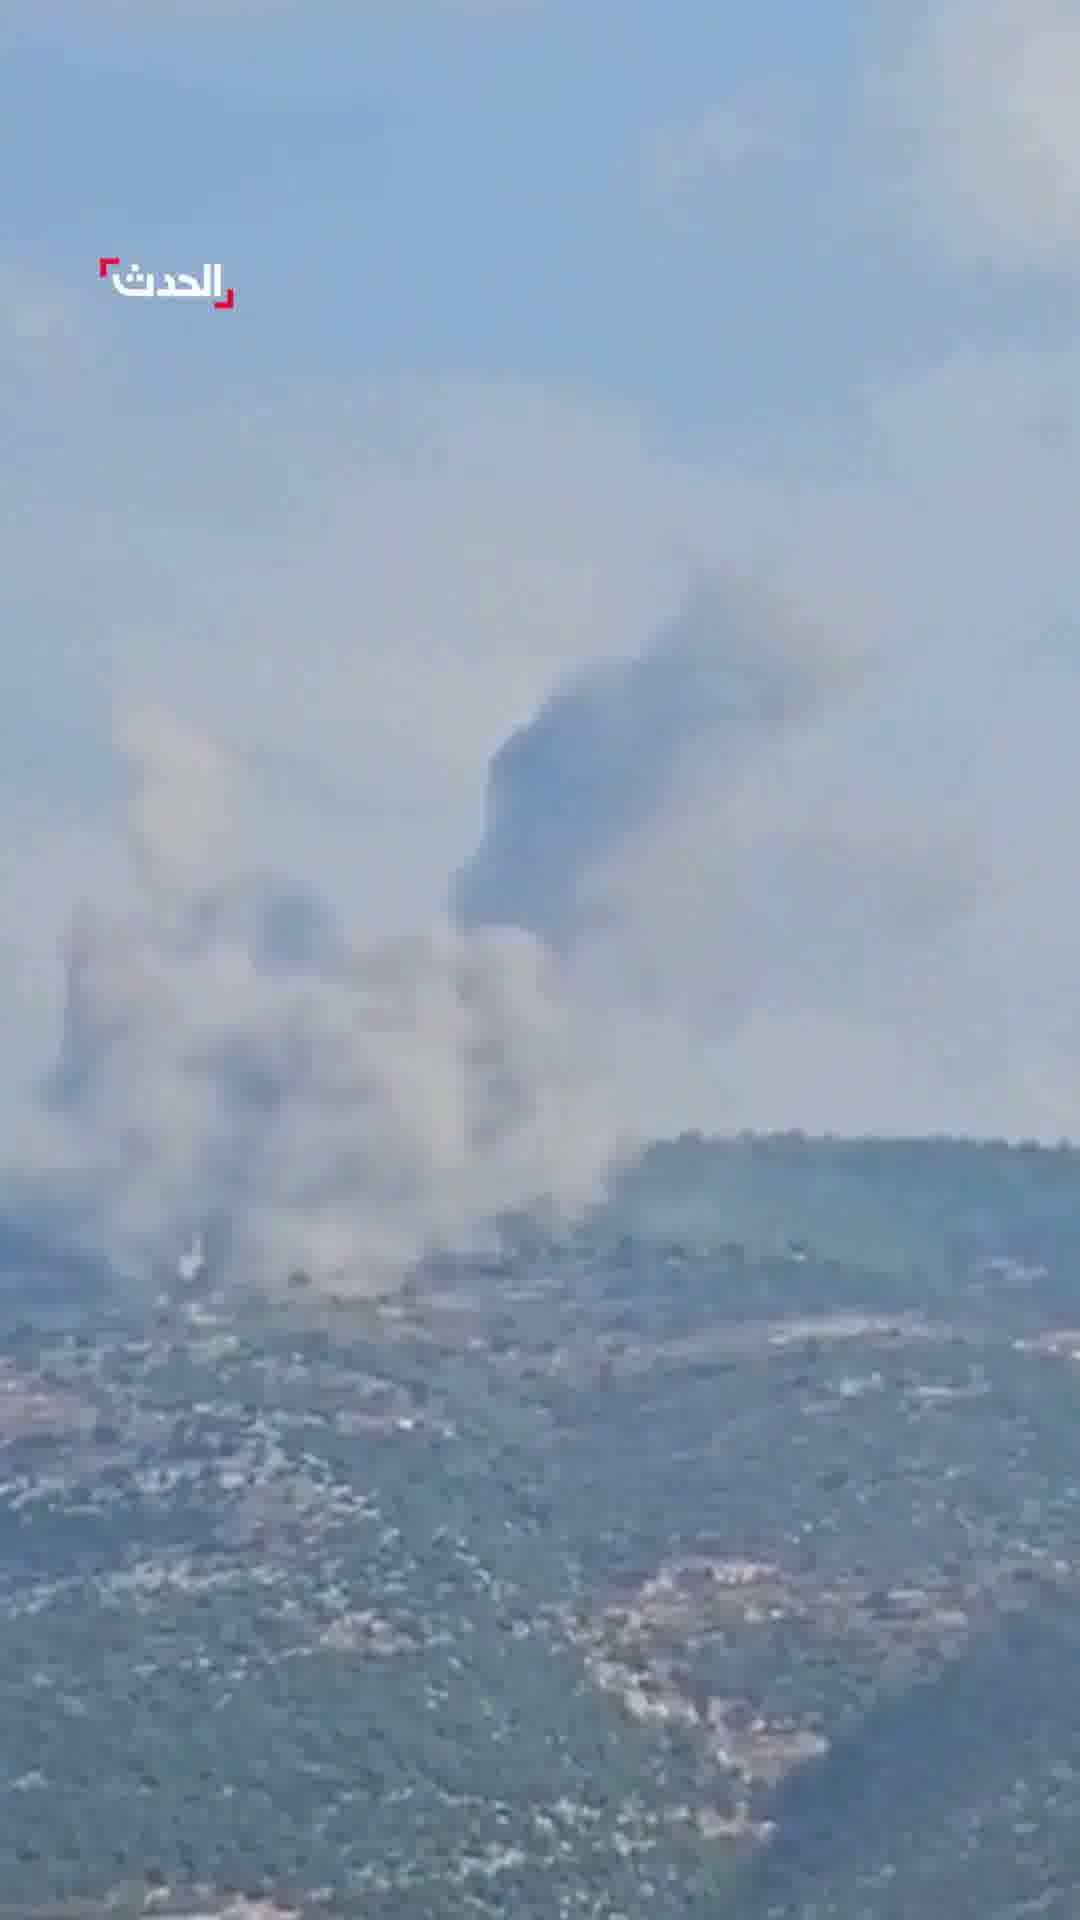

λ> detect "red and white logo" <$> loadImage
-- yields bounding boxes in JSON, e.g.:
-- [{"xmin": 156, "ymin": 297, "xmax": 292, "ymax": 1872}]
[{"xmin": 99, "ymin": 256, "xmax": 235, "ymax": 309}]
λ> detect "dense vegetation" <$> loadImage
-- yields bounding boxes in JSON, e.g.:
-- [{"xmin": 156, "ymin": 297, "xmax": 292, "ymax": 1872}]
[{"xmin": 1, "ymin": 1133, "xmax": 1080, "ymax": 1916}]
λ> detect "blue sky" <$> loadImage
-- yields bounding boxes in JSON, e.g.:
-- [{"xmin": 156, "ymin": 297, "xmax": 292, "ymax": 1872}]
[
  {"xmin": 7, "ymin": 0, "xmax": 1038, "ymax": 459},
  {"xmin": 3, "ymin": 0, "xmax": 1080, "ymax": 1158}
]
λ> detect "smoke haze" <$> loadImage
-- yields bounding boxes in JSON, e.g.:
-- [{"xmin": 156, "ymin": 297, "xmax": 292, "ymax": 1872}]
[
  {"xmin": 29, "ymin": 565, "xmax": 1080, "ymax": 1296},
  {"xmin": 455, "ymin": 586, "xmax": 1080, "ymax": 1146},
  {"xmin": 41, "ymin": 710, "xmax": 613, "ymax": 1294},
  {"xmin": 452, "ymin": 586, "xmax": 825, "ymax": 952}
]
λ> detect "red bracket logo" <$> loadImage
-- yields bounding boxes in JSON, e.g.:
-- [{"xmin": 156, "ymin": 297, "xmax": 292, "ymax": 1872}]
[{"xmin": 98, "ymin": 255, "xmax": 235, "ymax": 309}]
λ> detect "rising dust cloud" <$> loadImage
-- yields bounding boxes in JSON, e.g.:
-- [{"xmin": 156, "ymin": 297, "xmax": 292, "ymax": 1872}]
[
  {"xmin": 36, "ymin": 582, "xmax": 1080, "ymax": 1294},
  {"xmin": 41, "ymin": 709, "xmax": 613, "ymax": 1296}
]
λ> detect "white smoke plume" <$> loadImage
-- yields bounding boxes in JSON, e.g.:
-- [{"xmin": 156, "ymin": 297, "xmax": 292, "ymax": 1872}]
[
  {"xmin": 42, "ymin": 709, "xmax": 613, "ymax": 1295},
  {"xmin": 35, "ymin": 568, "xmax": 1080, "ymax": 1294}
]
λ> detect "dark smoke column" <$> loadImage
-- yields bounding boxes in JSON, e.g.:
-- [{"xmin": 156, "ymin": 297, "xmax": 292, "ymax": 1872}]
[{"xmin": 451, "ymin": 589, "xmax": 815, "ymax": 950}]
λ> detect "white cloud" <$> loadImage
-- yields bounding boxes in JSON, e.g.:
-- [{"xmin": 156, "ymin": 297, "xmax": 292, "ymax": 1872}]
[
  {"xmin": 912, "ymin": 0, "xmax": 1080, "ymax": 268},
  {"xmin": 870, "ymin": 346, "xmax": 1080, "ymax": 642}
]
